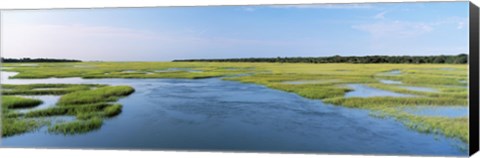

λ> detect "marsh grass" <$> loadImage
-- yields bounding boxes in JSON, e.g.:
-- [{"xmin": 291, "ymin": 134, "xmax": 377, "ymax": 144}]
[
  {"xmin": 25, "ymin": 103, "xmax": 111, "ymax": 117},
  {"xmin": 1, "ymin": 118, "xmax": 45, "ymax": 137},
  {"xmin": 324, "ymin": 97, "xmax": 467, "ymax": 109},
  {"xmin": 268, "ymin": 83, "xmax": 352, "ymax": 100},
  {"xmin": 402, "ymin": 116, "xmax": 468, "ymax": 143},
  {"xmin": 2, "ymin": 62, "xmax": 469, "ymax": 143},
  {"xmin": 4, "ymin": 111, "xmax": 23, "ymax": 118},
  {"xmin": 75, "ymin": 104, "xmax": 122, "ymax": 120},
  {"xmin": 2, "ymin": 96, "xmax": 42, "ymax": 109},
  {"xmin": 48, "ymin": 117, "xmax": 103, "ymax": 134},
  {"xmin": 20, "ymin": 86, "xmax": 131, "ymax": 135},
  {"xmin": 372, "ymin": 109, "xmax": 469, "ymax": 143},
  {"xmin": 367, "ymin": 83, "xmax": 468, "ymax": 99},
  {"xmin": 102, "ymin": 104, "xmax": 122, "ymax": 117},
  {"xmin": 2, "ymin": 84, "xmax": 103, "ymax": 95},
  {"xmin": 2, "ymin": 83, "xmax": 134, "ymax": 136},
  {"xmin": 57, "ymin": 86, "xmax": 134, "ymax": 105}
]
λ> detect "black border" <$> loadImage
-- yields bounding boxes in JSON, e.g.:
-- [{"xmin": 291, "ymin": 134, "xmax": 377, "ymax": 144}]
[{"xmin": 470, "ymin": 1, "xmax": 479, "ymax": 156}]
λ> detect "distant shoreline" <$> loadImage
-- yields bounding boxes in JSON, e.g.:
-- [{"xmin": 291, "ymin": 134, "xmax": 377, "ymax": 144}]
[
  {"xmin": 1, "ymin": 58, "xmax": 81, "ymax": 63},
  {"xmin": 2, "ymin": 54, "xmax": 469, "ymax": 64},
  {"xmin": 173, "ymin": 54, "xmax": 468, "ymax": 64}
]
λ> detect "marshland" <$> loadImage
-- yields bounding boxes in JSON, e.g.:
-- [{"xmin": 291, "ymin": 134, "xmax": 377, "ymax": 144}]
[{"xmin": 0, "ymin": 61, "xmax": 469, "ymax": 156}]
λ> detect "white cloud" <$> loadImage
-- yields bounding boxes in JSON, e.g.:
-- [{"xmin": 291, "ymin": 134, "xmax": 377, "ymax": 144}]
[
  {"xmin": 373, "ymin": 11, "xmax": 387, "ymax": 19},
  {"xmin": 352, "ymin": 21, "xmax": 433, "ymax": 38},
  {"xmin": 2, "ymin": 24, "xmax": 166, "ymax": 60},
  {"xmin": 431, "ymin": 16, "xmax": 468, "ymax": 30},
  {"xmin": 457, "ymin": 22, "xmax": 465, "ymax": 29},
  {"xmin": 354, "ymin": 16, "xmax": 468, "ymax": 38},
  {"xmin": 2, "ymin": 23, "xmax": 297, "ymax": 61}
]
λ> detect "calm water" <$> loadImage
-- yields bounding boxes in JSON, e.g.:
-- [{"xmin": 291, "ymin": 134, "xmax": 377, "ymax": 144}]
[
  {"xmin": 0, "ymin": 71, "xmax": 466, "ymax": 156},
  {"xmin": 381, "ymin": 70, "xmax": 401, "ymax": 75},
  {"xmin": 379, "ymin": 79, "xmax": 402, "ymax": 85},
  {"xmin": 345, "ymin": 84, "xmax": 416, "ymax": 98},
  {"xmin": 402, "ymin": 106, "xmax": 468, "ymax": 118},
  {"xmin": 14, "ymin": 95, "xmax": 61, "ymax": 113}
]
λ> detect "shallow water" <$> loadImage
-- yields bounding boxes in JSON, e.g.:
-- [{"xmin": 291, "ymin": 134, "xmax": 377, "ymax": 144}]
[
  {"xmin": 384, "ymin": 70, "xmax": 401, "ymax": 75},
  {"xmin": 14, "ymin": 95, "xmax": 61, "ymax": 113},
  {"xmin": 0, "ymin": 71, "xmax": 466, "ymax": 156},
  {"xmin": 345, "ymin": 84, "xmax": 415, "ymax": 98},
  {"xmin": 379, "ymin": 79, "xmax": 402, "ymax": 85},
  {"xmin": 402, "ymin": 106, "xmax": 468, "ymax": 118},
  {"xmin": 1, "ymin": 72, "xmax": 85, "ymax": 85},
  {"xmin": 121, "ymin": 70, "xmax": 141, "ymax": 73},
  {"xmin": 439, "ymin": 68, "xmax": 459, "ymax": 71},
  {"xmin": 400, "ymin": 86, "xmax": 438, "ymax": 93}
]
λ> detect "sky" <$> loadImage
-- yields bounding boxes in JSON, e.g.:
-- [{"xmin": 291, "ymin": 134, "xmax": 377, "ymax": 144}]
[{"xmin": 0, "ymin": 2, "xmax": 470, "ymax": 61}]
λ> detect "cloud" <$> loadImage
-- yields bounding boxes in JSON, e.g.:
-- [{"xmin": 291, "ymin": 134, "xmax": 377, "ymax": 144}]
[
  {"xmin": 2, "ymin": 24, "xmax": 166, "ymax": 60},
  {"xmin": 2, "ymin": 23, "xmax": 299, "ymax": 61},
  {"xmin": 8, "ymin": 24, "xmax": 157, "ymax": 39},
  {"xmin": 243, "ymin": 7, "xmax": 256, "ymax": 12},
  {"xmin": 430, "ymin": 16, "xmax": 468, "ymax": 30},
  {"xmin": 354, "ymin": 15, "xmax": 468, "ymax": 38},
  {"xmin": 352, "ymin": 21, "xmax": 433, "ymax": 38},
  {"xmin": 270, "ymin": 4, "xmax": 374, "ymax": 9},
  {"xmin": 457, "ymin": 22, "xmax": 465, "ymax": 29},
  {"xmin": 373, "ymin": 11, "xmax": 387, "ymax": 19}
]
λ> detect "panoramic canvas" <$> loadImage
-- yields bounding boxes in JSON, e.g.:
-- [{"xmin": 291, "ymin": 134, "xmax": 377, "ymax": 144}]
[{"xmin": 0, "ymin": 2, "xmax": 473, "ymax": 157}]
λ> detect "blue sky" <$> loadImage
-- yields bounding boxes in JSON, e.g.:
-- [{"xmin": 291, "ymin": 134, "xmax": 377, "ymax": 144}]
[{"xmin": 1, "ymin": 2, "xmax": 469, "ymax": 61}]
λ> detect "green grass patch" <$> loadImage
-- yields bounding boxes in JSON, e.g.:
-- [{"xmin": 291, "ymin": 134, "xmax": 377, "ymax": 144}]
[
  {"xmin": 57, "ymin": 86, "xmax": 134, "ymax": 105},
  {"xmin": 48, "ymin": 117, "xmax": 103, "ymax": 135},
  {"xmin": 268, "ymin": 83, "xmax": 352, "ymax": 100},
  {"xmin": 324, "ymin": 97, "xmax": 467, "ymax": 109},
  {"xmin": 2, "ymin": 84, "xmax": 103, "ymax": 95},
  {"xmin": 102, "ymin": 104, "xmax": 122, "ymax": 117},
  {"xmin": 2, "ymin": 83, "xmax": 134, "ymax": 137},
  {"xmin": 2, "ymin": 96, "xmax": 42, "ymax": 109},
  {"xmin": 25, "ymin": 103, "xmax": 111, "ymax": 118},
  {"xmin": 372, "ymin": 109, "xmax": 469, "ymax": 143},
  {"xmin": 2, "ymin": 118, "xmax": 44, "ymax": 137},
  {"xmin": 75, "ymin": 104, "xmax": 122, "ymax": 120},
  {"xmin": 402, "ymin": 116, "xmax": 469, "ymax": 143}
]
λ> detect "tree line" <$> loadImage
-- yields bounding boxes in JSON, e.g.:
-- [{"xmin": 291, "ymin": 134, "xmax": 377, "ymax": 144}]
[
  {"xmin": 173, "ymin": 54, "xmax": 468, "ymax": 64},
  {"xmin": 1, "ymin": 58, "xmax": 82, "ymax": 63}
]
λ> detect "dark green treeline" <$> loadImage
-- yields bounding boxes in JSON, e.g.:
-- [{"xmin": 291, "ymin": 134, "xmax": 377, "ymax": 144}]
[
  {"xmin": 174, "ymin": 54, "xmax": 468, "ymax": 64},
  {"xmin": 1, "ymin": 58, "xmax": 81, "ymax": 63}
]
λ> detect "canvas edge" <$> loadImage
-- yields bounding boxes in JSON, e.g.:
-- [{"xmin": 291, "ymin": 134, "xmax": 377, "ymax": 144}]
[{"xmin": 469, "ymin": 1, "xmax": 480, "ymax": 156}]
